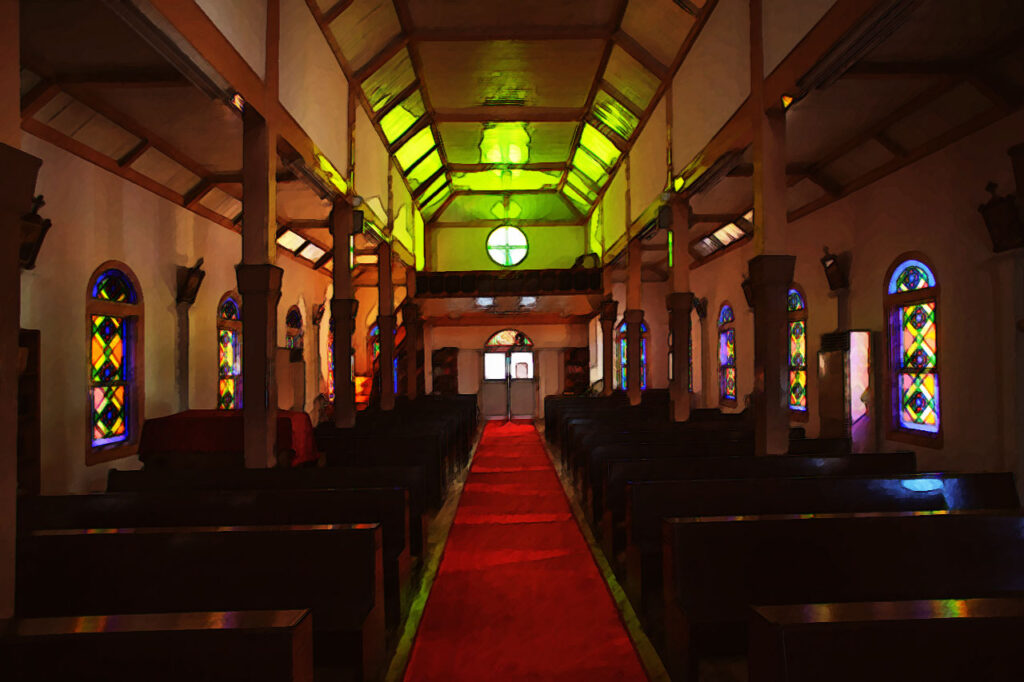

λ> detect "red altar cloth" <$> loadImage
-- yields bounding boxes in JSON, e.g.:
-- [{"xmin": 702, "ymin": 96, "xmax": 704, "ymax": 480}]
[{"xmin": 138, "ymin": 409, "xmax": 320, "ymax": 467}]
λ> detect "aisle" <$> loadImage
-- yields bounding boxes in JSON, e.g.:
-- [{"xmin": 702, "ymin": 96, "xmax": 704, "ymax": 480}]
[{"xmin": 403, "ymin": 421, "xmax": 648, "ymax": 681}]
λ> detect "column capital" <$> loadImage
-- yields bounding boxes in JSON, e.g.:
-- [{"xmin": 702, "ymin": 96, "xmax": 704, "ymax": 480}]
[
  {"xmin": 400, "ymin": 300, "xmax": 420, "ymax": 320},
  {"xmin": 330, "ymin": 297, "xmax": 358, "ymax": 328},
  {"xmin": 235, "ymin": 263, "xmax": 283, "ymax": 294},
  {"xmin": 747, "ymin": 254, "xmax": 795, "ymax": 288},
  {"xmin": 623, "ymin": 308, "xmax": 645, "ymax": 324},
  {"xmin": 599, "ymin": 297, "xmax": 618, "ymax": 323},
  {"xmin": 666, "ymin": 291, "xmax": 695, "ymax": 312}
]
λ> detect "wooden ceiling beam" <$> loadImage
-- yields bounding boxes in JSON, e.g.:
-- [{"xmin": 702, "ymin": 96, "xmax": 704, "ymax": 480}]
[
  {"xmin": 433, "ymin": 107, "xmax": 586, "ymax": 123},
  {"xmin": 411, "ymin": 25, "xmax": 611, "ymax": 42},
  {"xmin": 321, "ymin": 0, "xmax": 357, "ymax": 25},
  {"xmin": 841, "ymin": 61, "xmax": 969, "ymax": 79},
  {"xmin": 353, "ymin": 34, "xmax": 410, "ymax": 83},
  {"xmin": 388, "ymin": 115, "xmax": 431, "ymax": 154},
  {"xmin": 428, "ymin": 189, "xmax": 458, "ymax": 221},
  {"xmin": 374, "ymin": 79, "xmax": 420, "ymax": 122},
  {"xmin": 727, "ymin": 162, "xmax": 813, "ymax": 177},
  {"xmin": 207, "ymin": 170, "xmax": 296, "ymax": 185},
  {"xmin": 117, "ymin": 139, "xmax": 151, "ymax": 167},
  {"xmin": 19, "ymin": 81, "xmax": 60, "ymax": 121},
  {"xmin": 412, "ymin": 167, "xmax": 447, "ymax": 200},
  {"xmin": 448, "ymin": 162, "xmax": 567, "ymax": 173},
  {"xmin": 598, "ymin": 79, "xmax": 645, "ymax": 118},
  {"xmin": 611, "ymin": 30, "xmax": 669, "ymax": 80},
  {"xmin": 426, "ymin": 219, "xmax": 582, "ymax": 228}
]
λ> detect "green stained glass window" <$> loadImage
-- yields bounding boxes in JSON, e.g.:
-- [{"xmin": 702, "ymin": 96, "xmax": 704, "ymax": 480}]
[
  {"xmin": 407, "ymin": 150, "xmax": 443, "ymax": 189},
  {"xmin": 395, "ymin": 127, "xmax": 435, "ymax": 170},
  {"xmin": 592, "ymin": 90, "xmax": 639, "ymax": 140},
  {"xmin": 565, "ymin": 171, "xmax": 598, "ymax": 201},
  {"xmin": 580, "ymin": 124, "xmax": 621, "ymax": 168},
  {"xmin": 486, "ymin": 226, "xmax": 528, "ymax": 267},
  {"xmin": 561, "ymin": 185, "xmax": 591, "ymax": 214},
  {"xmin": 571, "ymin": 148, "xmax": 609, "ymax": 186},
  {"xmin": 451, "ymin": 170, "xmax": 560, "ymax": 193},
  {"xmin": 379, "ymin": 91, "xmax": 425, "ymax": 144},
  {"xmin": 418, "ymin": 174, "xmax": 448, "ymax": 206}
]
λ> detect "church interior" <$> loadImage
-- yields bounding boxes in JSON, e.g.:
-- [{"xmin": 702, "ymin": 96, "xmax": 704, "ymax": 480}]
[{"xmin": 3, "ymin": 0, "xmax": 1024, "ymax": 680}]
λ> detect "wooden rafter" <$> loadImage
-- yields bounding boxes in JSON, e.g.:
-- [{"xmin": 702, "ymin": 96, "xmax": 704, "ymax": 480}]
[
  {"xmin": 611, "ymin": 30, "xmax": 669, "ymax": 79},
  {"xmin": 433, "ymin": 107, "xmax": 586, "ymax": 123},
  {"xmin": 353, "ymin": 34, "xmax": 410, "ymax": 83},
  {"xmin": 321, "ymin": 0, "xmax": 357, "ymax": 25},
  {"xmin": 412, "ymin": 25, "xmax": 611, "ymax": 42},
  {"xmin": 374, "ymin": 79, "xmax": 420, "ymax": 122},
  {"xmin": 598, "ymin": 79, "xmax": 645, "ymax": 118},
  {"xmin": 449, "ymin": 162, "xmax": 567, "ymax": 173}
]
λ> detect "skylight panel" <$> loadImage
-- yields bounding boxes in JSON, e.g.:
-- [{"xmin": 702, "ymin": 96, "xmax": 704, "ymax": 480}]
[
  {"xmin": 580, "ymin": 124, "xmax": 621, "ymax": 168},
  {"xmin": 712, "ymin": 223, "xmax": 746, "ymax": 246},
  {"xmin": 298, "ymin": 243, "xmax": 327, "ymax": 262},
  {"xmin": 379, "ymin": 91, "xmax": 426, "ymax": 144},
  {"xmin": 692, "ymin": 237, "xmax": 717, "ymax": 258},
  {"xmin": 565, "ymin": 171, "xmax": 598, "ymax": 202},
  {"xmin": 451, "ymin": 170, "xmax": 560, "ymax": 193},
  {"xmin": 407, "ymin": 150, "xmax": 443, "ymax": 189},
  {"xmin": 276, "ymin": 231, "xmax": 306, "ymax": 251},
  {"xmin": 571, "ymin": 148, "xmax": 609, "ymax": 186},
  {"xmin": 417, "ymin": 174, "xmax": 448, "ymax": 205},
  {"xmin": 395, "ymin": 127, "xmax": 435, "ymax": 170},
  {"xmin": 421, "ymin": 185, "xmax": 452, "ymax": 221},
  {"xmin": 592, "ymin": 90, "xmax": 640, "ymax": 140},
  {"xmin": 362, "ymin": 49, "xmax": 415, "ymax": 112},
  {"xmin": 561, "ymin": 185, "xmax": 592, "ymax": 214}
]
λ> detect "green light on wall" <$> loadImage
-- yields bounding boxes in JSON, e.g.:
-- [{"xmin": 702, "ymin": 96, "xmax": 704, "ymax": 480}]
[
  {"xmin": 668, "ymin": 230, "xmax": 674, "ymax": 268},
  {"xmin": 413, "ymin": 208, "xmax": 425, "ymax": 270},
  {"xmin": 480, "ymin": 122, "xmax": 531, "ymax": 165}
]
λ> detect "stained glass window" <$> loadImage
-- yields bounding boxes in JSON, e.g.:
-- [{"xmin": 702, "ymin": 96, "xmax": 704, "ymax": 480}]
[
  {"xmin": 486, "ymin": 329, "xmax": 532, "ymax": 348},
  {"xmin": 285, "ymin": 306, "xmax": 303, "ymax": 351},
  {"xmin": 887, "ymin": 259, "xmax": 940, "ymax": 435},
  {"xmin": 87, "ymin": 263, "xmax": 141, "ymax": 455},
  {"xmin": 788, "ymin": 288, "xmax": 807, "ymax": 413},
  {"xmin": 369, "ymin": 323, "xmax": 381, "ymax": 359},
  {"xmin": 217, "ymin": 293, "xmax": 242, "ymax": 409},
  {"xmin": 486, "ymin": 226, "xmax": 528, "ymax": 267},
  {"xmin": 718, "ymin": 303, "xmax": 736, "ymax": 403},
  {"xmin": 616, "ymin": 320, "xmax": 648, "ymax": 391},
  {"xmin": 327, "ymin": 317, "xmax": 336, "ymax": 401}
]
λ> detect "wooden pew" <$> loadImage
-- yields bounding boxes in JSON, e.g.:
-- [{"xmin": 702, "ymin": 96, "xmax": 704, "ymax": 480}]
[
  {"xmin": 749, "ymin": 597, "xmax": 1024, "ymax": 682},
  {"xmin": 625, "ymin": 472, "xmax": 1019, "ymax": 641},
  {"xmin": 107, "ymin": 465, "xmax": 428, "ymax": 556},
  {"xmin": 17, "ymin": 524, "xmax": 385, "ymax": 682},
  {"xmin": 1, "ymin": 609, "xmax": 313, "ymax": 682},
  {"xmin": 19, "ymin": 488, "xmax": 412, "ymax": 632},
  {"xmin": 662, "ymin": 511, "xmax": 1024, "ymax": 682},
  {"xmin": 598, "ymin": 452, "xmax": 918, "ymax": 551}
]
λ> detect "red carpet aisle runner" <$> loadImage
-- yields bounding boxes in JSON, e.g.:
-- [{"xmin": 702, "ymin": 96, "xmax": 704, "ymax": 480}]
[{"xmin": 404, "ymin": 422, "xmax": 648, "ymax": 681}]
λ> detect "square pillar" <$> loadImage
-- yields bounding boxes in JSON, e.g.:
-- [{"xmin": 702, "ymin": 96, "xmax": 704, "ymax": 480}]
[
  {"xmin": 377, "ymin": 241, "xmax": 395, "ymax": 410},
  {"xmin": 624, "ymin": 309, "xmax": 645, "ymax": 406},
  {"xmin": 236, "ymin": 264, "xmax": 283, "ymax": 467},
  {"xmin": 749, "ymin": 254, "xmax": 796, "ymax": 455},
  {"xmin": 0, "ymin": 143, "xmax": 43, "ymax": 619},
  {"xmin": 667, "ymin": 292, "xmax": 695, "ymax": 422},
  {"xmin": 401, "ymin": 300, "xmax": 422, "ymax": 400},
  {"xmin": 331, "ymin": 298, "xmax": 357, "ymax": 428},
  {"xmin": 599, "ymin": 297, "xmax": 618, "ymax": 396}
]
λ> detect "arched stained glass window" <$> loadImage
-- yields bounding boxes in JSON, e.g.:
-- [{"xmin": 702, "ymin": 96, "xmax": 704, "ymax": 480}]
[
  {"xmin": 87, "ymin": 262, "xmax": 143, "ymax": 463},
  {"xmin": 886, "ymin": 256, "xmax": 940, "ymax": 439},
  {"xmin": 217, "ymin": 292, "xmax": 242, "ymax": 410},
  {"xmin": 327, "ymin": 316, "xmax": 335, "ymax": 401},
  {"xmin": 369, "ymin": 323, "xmax": 381, "ymax": 359},
  {"xmin": 486, "ymin": 329, "xmax": 532, "ymax": 348},
  {"xmin": 788, "ymin": 287, "xmax": 808, "ymax": 415},
  {"xmin": 285, "ymin": 305, "xmax": 304, "ymax": 352},
  {"xmin": 615, "ymin": 320, "xmax": 649, "ymax": 391},
  {"xmin": 718, "ymin": 303, "xmax": 736, "ymax": 404},
  {"xmin": 486, "ymin": 226, "xmax": 528, "ymax": 267}
]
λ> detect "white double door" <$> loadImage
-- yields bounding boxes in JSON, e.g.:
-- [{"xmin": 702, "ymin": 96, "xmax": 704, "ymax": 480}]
[{"xmin": 481, "ymin": 350, "xmax": 536, "ymax": 420}]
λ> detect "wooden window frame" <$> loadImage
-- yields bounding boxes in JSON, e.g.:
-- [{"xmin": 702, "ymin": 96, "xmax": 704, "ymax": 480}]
[
  {"xmin": 86, "ymin": 260, "xmax": 144, "ymax": 465},
  {"xmin": 615, "ymin": 319, "xmax": 649, "ymax": 391},
  {"xmin": 884, "ymin": 253, "xmax": 943, "ymax": 449}
]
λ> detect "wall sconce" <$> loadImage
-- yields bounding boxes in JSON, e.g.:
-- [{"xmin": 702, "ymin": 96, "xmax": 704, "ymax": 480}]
[
  {"xmin": 312, "ymin": 304, "xmax": 325, "ymax": 326},
  {"xmin": 692, "ymin": 296, "xmax": 708, "ymax": 320},
  {"xmin": 978, "ymin": 182, "xmax": 1023, "ymax": 252},
  {"xmin": 19, "ymin": 195, "xmax": 51, "ymax": 270},
  {"xmin": 741, "ymin": 275, "xmax": 754, "ymax": 308},
  {"xmin": 175, "ymin": 258, "xmax": 206, "ymax": 304},
  {"xmin": 821, "ymin": 246, "xmax": 849, "ymax": 291}
]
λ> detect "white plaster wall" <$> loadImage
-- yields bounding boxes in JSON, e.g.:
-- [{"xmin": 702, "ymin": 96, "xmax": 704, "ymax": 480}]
[
  {"xmin": 354, "ymin": 106, "xmax": 389, "ymax": 215},
  {"xmin": 196, "ymin": 0, "xmax": 268, "ymax": 79},
  {"xmin": 689, "ymin": 110, "xmax": 1024, "ymax": 472},
  {"xmin": 19, "ymin": 135, "xmax": 329, "ymax": 494},
  {"xmin": 671, "ymin": 0, "xmax": 750, "ymax": 176},
  {"xmin": 763, "ymin": 0, "xmax": 837, "ymax": 75},
  {"xmin": 629, "ymin": 99, "xmax": 669, "ymax": 223},
  {"xmin": 279, "ymin": 0, "xmax": 350, "ymax": 174}
]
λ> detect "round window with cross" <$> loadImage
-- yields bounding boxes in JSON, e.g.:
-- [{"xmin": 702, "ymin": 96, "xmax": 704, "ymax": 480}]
[{"xmin": 486, "ymin": 226, "xmax": 528, "ymax": 267}]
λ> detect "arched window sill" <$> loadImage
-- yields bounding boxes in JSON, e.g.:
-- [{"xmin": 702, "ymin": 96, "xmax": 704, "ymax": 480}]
[
  {"xmin": 87, "ymin": 441, "xmax": 139, "ymax": 466},
  {"xmin": 886, "ymin": 429, "xmax": 943, "ymax": 450}
]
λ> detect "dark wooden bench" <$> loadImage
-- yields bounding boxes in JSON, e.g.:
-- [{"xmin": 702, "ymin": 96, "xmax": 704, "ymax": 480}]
[
  {"xmin": 625, "ymin": 472, "xmax": 1019, "ymax": 641},
  {"xmin": 19, "ymin": 488, "xmax": 412, "ymax": 632},
  {"xmin": 107, "ymin": 465, "xmax": 428, "ymax": 555},
  {"xmin": 749, "ymin": 597, "xmax": 1024, "ymax": 682},
  {"xmin": 1, "ymin": 609, "xmax": 313, "ymax": 682},
  {"xmin": 598, "ymin": 452, "xmax": 918, "ymax": 551},
  {"xmin": 17, "ymin": 524, "xmax": 385, "ymax": 682},
  {"xmin": 662, "ymin": 511, "xmax": 1024, "ymax": 682}
]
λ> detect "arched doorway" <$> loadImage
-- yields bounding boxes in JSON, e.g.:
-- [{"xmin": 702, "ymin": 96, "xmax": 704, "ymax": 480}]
[{"xmin": 481, "ymin": 329, "xmax": 536, "ymax": 420}]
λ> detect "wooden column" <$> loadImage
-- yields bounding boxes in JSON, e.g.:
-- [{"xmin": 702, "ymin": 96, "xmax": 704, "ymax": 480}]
[
  {"xmin": 599, "ymin": 298, "xmax": 618, "ymax": 396},
  {"xmin": 667, "ymin": 197, "xmax": 694, "ymax": 421},
  {"xmin": 377, "ymin": 241, "xmax": 396, "ymax": 411},
  {"xmin": 749, "ymin": 0, "xmax": 795, "ymax": 454},
  {"xmin": 625, "ymin": 232, "xmax": 644, "ymax": 406},
  {"xmin": 331, "ymin": 199, "xmax": 357, "ymax": 428},
  {"xmin": 402, "ymin": 267, "xmax": 421, "ymax": 400},
  {"xmin": 174, "ymin": 300, "xmax": 191, "ymax": 411},
  {"xmin": 237, "ymin": 106, "xmax": 282, "ymax": 468}
]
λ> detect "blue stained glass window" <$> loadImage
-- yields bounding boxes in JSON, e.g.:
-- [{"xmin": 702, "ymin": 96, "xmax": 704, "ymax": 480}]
[
  {"xmin": 718, "ymin": 304, "xmax": 734, "ymax": 325},
  {"xmin": 888, "ymin": 259, "xmax": 936, "ymax": 294}
]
